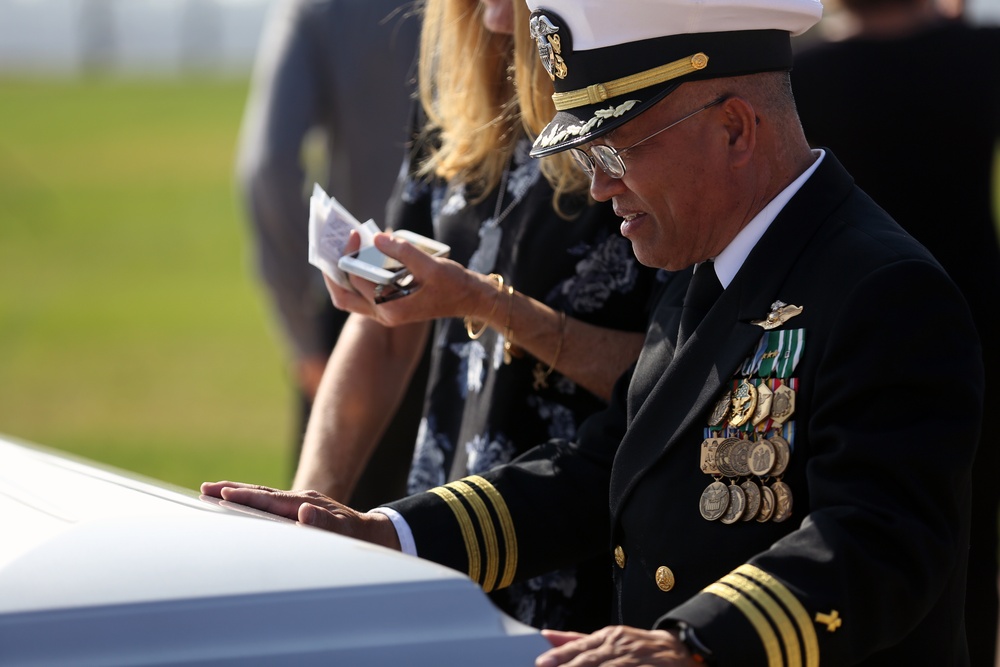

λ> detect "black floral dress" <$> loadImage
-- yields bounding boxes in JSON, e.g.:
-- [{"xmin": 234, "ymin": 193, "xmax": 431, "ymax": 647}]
[{"xmin": 385, "ymin": 135, "xmax": 661, "ymax": 632}]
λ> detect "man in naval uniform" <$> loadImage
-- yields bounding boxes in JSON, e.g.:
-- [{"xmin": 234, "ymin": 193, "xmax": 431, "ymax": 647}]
[{"xmin": 204, "ymin": 0, "xmax": 984, "ymax": 663}]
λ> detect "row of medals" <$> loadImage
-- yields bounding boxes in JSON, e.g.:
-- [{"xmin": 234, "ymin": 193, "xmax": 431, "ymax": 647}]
[{"xmin": 698, "ymin": 377, "xmax": 795, "ymax": 524}]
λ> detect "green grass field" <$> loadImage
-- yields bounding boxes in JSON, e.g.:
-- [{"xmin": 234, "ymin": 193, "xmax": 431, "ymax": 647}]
[{"xmin": 0, "ymin": 77, "xmax": 294, "ymax": 490}]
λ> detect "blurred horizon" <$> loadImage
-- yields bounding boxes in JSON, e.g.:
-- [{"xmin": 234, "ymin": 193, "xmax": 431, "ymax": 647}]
[
  {"xmin": 0, "ymin": 0, "xmax": 273, "ymax": 77},
  {"xmin": 2, "ymin": 0, "xmax": 1000, "ymax": 79}
]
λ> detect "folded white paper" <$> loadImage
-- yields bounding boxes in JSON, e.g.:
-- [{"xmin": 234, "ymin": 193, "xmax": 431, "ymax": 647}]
[{"xmin": 307, "ymin": 184, "xmax": 382, "ymax": 289}]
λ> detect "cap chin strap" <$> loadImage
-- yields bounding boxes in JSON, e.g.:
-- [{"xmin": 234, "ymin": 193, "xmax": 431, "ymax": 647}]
[{"xmin": 552, "ymin": 52, "xmax": 709, "ymax": 111}]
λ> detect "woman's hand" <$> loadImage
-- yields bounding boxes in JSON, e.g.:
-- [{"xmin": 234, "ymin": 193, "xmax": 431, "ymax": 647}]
[{"xmin": 324, "ymin": 230, "xmax": 494, "ymax": 327}]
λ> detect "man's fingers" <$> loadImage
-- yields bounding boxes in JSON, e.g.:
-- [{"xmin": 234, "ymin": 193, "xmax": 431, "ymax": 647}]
[
  {"xmin": 201, "ymin": 480, "xmax": 277, "ymax": 497},
  {"xmin": 536, "ymin": 630, "xmax": 600, "ymax": 667},
  {"xmin": 216, "ymin": 486, "xmax": 310, "ymax": 521},
  {"xmin": 297, "ymin": 502, "xmax": 321, "ymax": 526},
  {"xmin": 297, "ymin": 502, "xmax": 351, "ymax": 532},
  {"xmin": 541, "ymin": 630, "xmax": 588, "ymax": 648},
  {"xmin": 538, "ymin": 627, "xmax": 694, "ymax": 667},
  {"xmin": 201, "ymin": 481, "xmax": 312, "ymax": 522}
]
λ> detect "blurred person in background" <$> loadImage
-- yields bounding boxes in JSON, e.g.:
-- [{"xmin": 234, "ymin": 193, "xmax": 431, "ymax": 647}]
[
  {"xmin": 792, "ymin": 3, "xmax": 1000, "ymax": 663},
  {"xmin": 236, "ymin": 0, "xmax": 427, "ymax": 507},
  {"xmin": 292, "ymin": 0, "xmax": 661, "ymax": 633}
]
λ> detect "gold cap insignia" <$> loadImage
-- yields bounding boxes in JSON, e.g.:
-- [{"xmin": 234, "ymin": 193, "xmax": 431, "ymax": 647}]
[
  {"xmin": 751, "ymin": 300, "xmax": 803, "ymax": 330},
  {"xmin": 529, "ymin": 14, "xmax": 568, "ymax": 80}
]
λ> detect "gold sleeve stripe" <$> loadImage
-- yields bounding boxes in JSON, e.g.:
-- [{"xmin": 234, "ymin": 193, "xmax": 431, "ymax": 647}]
[
  {"xmin": 551, "ymin": 53, "xmax": 709, "ymax": 111},
  {"xmin": 464, "ymin": 475, "xmax": 518, "ymax": 589},
  {"xmin": 704, "ymin": 582, "xmax": 783, "ymax": 667},
  {"xmin": 721, "ymin": 574, "xmax": 802, "ymax": 667},
  {"xmin": 445, "ymin": 480, "xmax": 500, "ymax": 592},
  {"xmin": 428, "ymin": 486, "xmax": 481, "ymax": 585},
  {"xmin": 735, "ymin": 565, "xmax": 819, "ymax": 667}
]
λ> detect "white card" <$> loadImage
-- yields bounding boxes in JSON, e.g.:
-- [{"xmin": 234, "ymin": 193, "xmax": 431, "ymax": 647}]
[{"xmin": 307, "ymin": 184, "xmax": 381, "ymax": 290}]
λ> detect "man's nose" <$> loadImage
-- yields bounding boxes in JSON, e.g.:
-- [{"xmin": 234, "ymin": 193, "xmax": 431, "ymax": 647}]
[{"xmin": 589, "ymin": 168, "xmax": 627, "ymax": 202}]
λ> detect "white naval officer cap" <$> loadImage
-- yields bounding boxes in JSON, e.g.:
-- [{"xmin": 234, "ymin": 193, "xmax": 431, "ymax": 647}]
[{"xmin": 526, "ymin": 0, "xmax": 824, "ymax": 158}]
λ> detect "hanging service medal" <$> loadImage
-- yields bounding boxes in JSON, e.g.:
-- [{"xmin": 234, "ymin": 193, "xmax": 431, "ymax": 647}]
[
  {"xmin": 708, "ymin": 389, "xmax": 732, "ymax": 428},
  {"xmin": 740, "ymin": 479, "xmax": 762, "ymax": 521},
  {"xmin": 765, "ymin": 433, "xmax": 793, "ymax": 523},
  {"xmin": 767, "ymin": 435, "xmax": 791, "ymax": 477},
  {"xmin": 719, "ymin": 480, "xmax": 747, "ymax": 524},
  {"xmin": 770, "ymin": 329, "xmax": 805, "ymax": 426},
  {"xmin": 770, "ymin": 480, "xmax": 794, "ymax": 522},
  {"xmin": 730, "ymin": 439, "xmax": 753, "ymax": 477},
  {"xmin": 756, "ymin": 484, "xmax": 776, "ymax": 522},
  {"xmin": 752, "ymin": 330, "xmax": 786, "ymax": 427},
  {"xmin": 719, "ymin": 437, "xmax": 749, "ymax": 524},
  {"xmin": 728, "ymin": 379, "xmax": 757, "ymax": 428},
  {"xmin": 751, "ymin": 382, "xmax": 773, "ymax": 427},
  {"xmin": 748, "ymin": 438, "xmax": 776, "ymax": 476},
  {"xmin": 744, "ymin": 428, "xmax": 773, "ymax": 523},
  {"xmin": 700, "ymin": 438, "xmax": 723, "ymax": 475},
  {"xmin": 749, "ymin": 332, "xmax": 781, "ymax": 428},
  {"xmin": 714, "ymin": 437, "xmax": 742, "ymax": 478},
  {"xmin": 700, "ymin": 388, "xmax": 731, "ymax": 520},
  {"xmin": 770, "ymin": 383, "xmax": 796, "ymax": 426},
  {"xmin": 700, "ymin": 437, "xmax": 735, "ymax": 521},
  {"xmin": 699, "ymin": 480, "xmax": 730, "ymax": 521},
  {"xmin": 730, "ymin": 334, "xmax": 770, "ymax": 429}
]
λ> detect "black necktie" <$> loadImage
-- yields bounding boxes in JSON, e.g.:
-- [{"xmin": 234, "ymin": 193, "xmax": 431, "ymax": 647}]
[{"xmin": 678, "ymin": 261, "xmax": 723, "ymax": 347}]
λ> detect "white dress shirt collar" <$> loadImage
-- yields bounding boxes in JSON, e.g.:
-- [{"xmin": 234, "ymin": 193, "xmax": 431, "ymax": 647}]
[{"xmin": 709, "ymin": 149, "xmax": 825, "ymax": 288}]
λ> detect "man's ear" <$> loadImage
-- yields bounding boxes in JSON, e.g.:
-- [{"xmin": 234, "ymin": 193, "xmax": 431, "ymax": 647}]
[{"xmin": 720, "ymin": 96, "xmax": 756, "ymax": 166}]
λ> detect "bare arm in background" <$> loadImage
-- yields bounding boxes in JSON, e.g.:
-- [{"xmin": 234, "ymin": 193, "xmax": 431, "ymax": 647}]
[{"xmin": 292, "ymin": 313, "xmax": 430, "ymax": 500}]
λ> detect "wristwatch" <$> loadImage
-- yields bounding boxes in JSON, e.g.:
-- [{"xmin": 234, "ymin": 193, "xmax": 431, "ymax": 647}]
[{"xmin": 666, "ymin": 621, "xmax": 715, "ymax": 665}]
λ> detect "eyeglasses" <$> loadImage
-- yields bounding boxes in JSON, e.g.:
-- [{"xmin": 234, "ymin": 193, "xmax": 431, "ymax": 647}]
[{"xmin": 569, "ymin": 97, "xmax": 726, "ymax": 179}]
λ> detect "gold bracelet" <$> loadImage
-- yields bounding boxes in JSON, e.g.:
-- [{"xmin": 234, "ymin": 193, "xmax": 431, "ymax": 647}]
[
  {"xmin": 464, "ymin": 273, "xmax": 504, "ymax": 340},
  {"xmin": 502, "ymin": 284, "xmax": 515, "ymax": 365},
  {"xmin": 532, "ymin": 311, "xmax": 567, "ymax": 390}
]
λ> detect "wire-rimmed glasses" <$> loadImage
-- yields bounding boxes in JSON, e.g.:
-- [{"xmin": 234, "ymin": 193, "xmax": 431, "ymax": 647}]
[{"xmin": 569, "ymin": 96, "xmax": 727, "ymax": 179}]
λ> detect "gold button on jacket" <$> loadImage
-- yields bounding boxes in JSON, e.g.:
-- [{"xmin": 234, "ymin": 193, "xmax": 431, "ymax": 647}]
[{"xmin": 655, "ymin": 565, "xmax": 675, "ymax": 592}]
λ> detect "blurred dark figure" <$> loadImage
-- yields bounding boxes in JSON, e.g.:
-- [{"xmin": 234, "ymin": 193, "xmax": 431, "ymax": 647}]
[
  {"xmin": 793, "ymin": 4, "xmax": 1000, "ymax": 664},
  {"xmin": 79, "ymin": 0, "xmax": 116, "ymax": 73},
  {"xmin": 236, "ymin": 0, "xmax": 426, "ymax": 507},
  {"xmin": 180, "ymin": 0, "xmax": 222, "ymax": 72}
]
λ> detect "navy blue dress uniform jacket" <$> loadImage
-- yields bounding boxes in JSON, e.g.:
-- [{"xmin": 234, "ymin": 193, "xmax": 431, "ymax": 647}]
[{"xmin": 387, "ymin": 152, "xmax": 984, "ymax": 665}]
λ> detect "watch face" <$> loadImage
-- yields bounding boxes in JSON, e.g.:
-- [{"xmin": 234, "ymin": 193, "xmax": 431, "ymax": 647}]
[{"xmin": 669, "ymin": 622, "xmax": 712, "ymax": 663}]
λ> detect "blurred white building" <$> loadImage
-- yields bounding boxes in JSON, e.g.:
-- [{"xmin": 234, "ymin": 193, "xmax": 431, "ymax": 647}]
[
  {"xmin": 0, "ymin": 0, "xmax": 273, "ymax": 76},
  {"xmin": 0, "ymin": 0, "xmax": 998, "ymax": 76}
]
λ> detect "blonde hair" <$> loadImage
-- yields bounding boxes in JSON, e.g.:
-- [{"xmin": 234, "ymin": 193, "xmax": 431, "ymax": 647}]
[{"xmin": 416, "ymin": 0, "xmax": 590, "ymax": 205}]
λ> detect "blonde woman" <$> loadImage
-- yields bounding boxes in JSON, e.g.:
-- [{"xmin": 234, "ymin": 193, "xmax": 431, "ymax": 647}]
[{"xmin": 293, "ymin": 0, "xmax": 660, "ymax": 631}]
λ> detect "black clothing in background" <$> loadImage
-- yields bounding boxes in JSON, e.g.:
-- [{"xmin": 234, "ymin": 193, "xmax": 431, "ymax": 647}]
[{"xmin": 793, "ymin": 20, "xmax": 1000, "ymax": 666}]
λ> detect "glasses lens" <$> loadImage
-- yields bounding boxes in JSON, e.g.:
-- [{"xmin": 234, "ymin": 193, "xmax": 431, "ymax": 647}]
[
  {"xmin": 569, "ymin": 148, "xmax": 595, "ymax": 176},
  {"xmin": 591, "ymin": 145, "xmax": 626, "ymax": 179}
]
